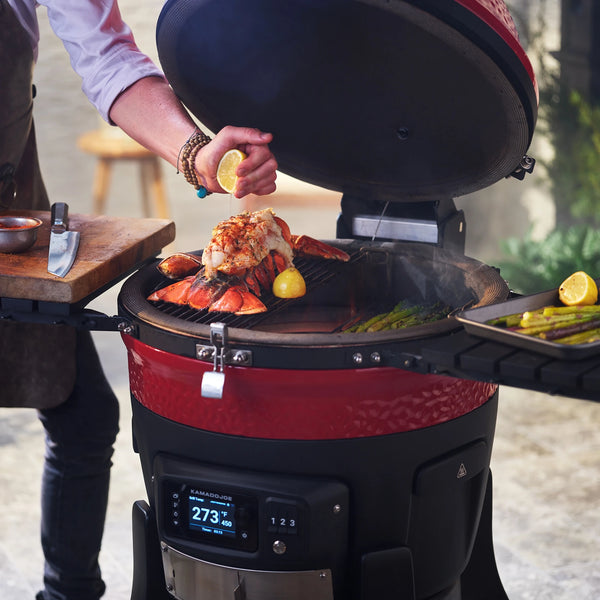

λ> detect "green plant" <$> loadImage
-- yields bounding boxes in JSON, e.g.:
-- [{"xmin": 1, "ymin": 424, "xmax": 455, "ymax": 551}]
[
  {"xmin": 497, "ymin": 3, "xmax": 600, "ymax": 289},
  {"xmin": 497, "ymin": 225, "xmax": 600, "ymax": 294},
  {"xmin": 539, "ymin": 85, "xmax": 600, "ymax": 224},
  {"xmin": 563, "ymin": 91, "xmax": 600, "ymax": 221}
]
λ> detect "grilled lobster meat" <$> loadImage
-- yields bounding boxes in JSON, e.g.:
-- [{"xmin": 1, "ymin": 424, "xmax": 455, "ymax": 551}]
[{"xmin": 147, "ymin": 208, "xmax": 350, "ymax": 314}]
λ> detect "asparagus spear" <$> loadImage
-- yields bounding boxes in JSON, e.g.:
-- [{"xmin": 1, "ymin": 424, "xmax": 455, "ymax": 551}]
[
  {"xmin": 540, "ymin": 316, "xmax": 600, "ymax": 340},
  {"xmin": 513, "ymin": 313, "xmax": 598, "ymax": 336},
  {"xmin": 391, "ymin": 310, "xmax": 446, "ymax": 329},
  {"xmin": 519, "ymin": 312, "xmax": 597, "ymax": 329},
  {"xmin": 486, "ymin": 312, "xmax": 524, "ymax": 328},
  {"xmin": 386, "ymin": 303, "xmax": 448, "ymax": 330},
  {"xmin": 346, "ymin": 300, "xmax": 410, "ymax": 333},
  {"xmin": 350, "ymin": 312, "xmax": 388, "ymax": 333},
  {"xmin": 484, "ymin": 289, "xmax": 600, "ymax": 345},
  {"xmin": 367, "ymin": 305, "xmax": 422, "ymax": 332},
  {"xmin": 542, "ymin": 305, "xmax": 600, "ymax": 316},
  {"xmin": 554, "ymin": 327, "xmax": 600, "ymax": 345},
  {"xmin": 345, "ymin": 301, "xmax": 449, "ymax": 333}
]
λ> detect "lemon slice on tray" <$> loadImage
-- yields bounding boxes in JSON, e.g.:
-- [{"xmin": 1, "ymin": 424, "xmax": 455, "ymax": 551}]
[
  {"xmin": 216, "ymin": 149, "xmax": 247, "ymax": 194},
  {"xmin": 558, "ymin": 271, "xmax": 598, "ymax": 306}
]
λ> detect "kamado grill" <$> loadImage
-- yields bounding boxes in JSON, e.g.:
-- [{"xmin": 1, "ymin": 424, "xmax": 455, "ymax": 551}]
[
  {"xmin": 120, "ymin": 1, "xmax": 538, "ymax": 600},
  {"xmin": 123, "ymin": 241, "xmax": 508, "ymax": 600},
  {"xmin": 7, "ymin": 1, "xmax": 588, "ymax": 599}
]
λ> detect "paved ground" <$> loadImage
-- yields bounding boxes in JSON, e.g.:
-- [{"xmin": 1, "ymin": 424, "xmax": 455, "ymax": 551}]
[{"xmin": 1, "ymin": 2, "xmax": 599, "ymax": 600}]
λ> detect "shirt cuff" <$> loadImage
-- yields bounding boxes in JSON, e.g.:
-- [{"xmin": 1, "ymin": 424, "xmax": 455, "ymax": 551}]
[{"xmin": 83, "ymin": 50, "xmax": 166, "ymax": 123}]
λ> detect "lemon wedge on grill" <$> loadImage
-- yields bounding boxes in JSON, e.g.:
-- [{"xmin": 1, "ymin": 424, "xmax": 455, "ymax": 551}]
[
  {"xmin": 558, "ymin": 271, "xmax": 598, "ymax": 306},
  {"xmin": 216, "ymin": 149, "xmax": 247, "ymax": 194},
  {"xmin": 273, "ymin": 267, "xmax": 306, "ymax": 298}
]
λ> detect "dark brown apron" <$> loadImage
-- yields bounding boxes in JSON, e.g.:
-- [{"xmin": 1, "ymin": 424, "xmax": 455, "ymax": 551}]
[{"xmin": 0, "ymin": 0, "xmax": 76, "ymax": 408}]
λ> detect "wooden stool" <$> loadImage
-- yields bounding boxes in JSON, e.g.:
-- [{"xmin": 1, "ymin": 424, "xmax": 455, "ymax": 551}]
[{"xmin": 77, "ymin": 129, "xmax": 170, "ymax": 218}]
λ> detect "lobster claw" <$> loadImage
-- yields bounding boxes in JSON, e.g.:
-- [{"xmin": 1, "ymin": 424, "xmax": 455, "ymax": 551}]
[{"xmin": 291, "ymin": 235, "xmax": 350, "ymax": 262}]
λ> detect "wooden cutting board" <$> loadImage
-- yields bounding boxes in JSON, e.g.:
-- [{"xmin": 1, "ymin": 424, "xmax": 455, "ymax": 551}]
[{"xmin": 0, "ymin": 210, "xmax": 175, "ymax": 304}]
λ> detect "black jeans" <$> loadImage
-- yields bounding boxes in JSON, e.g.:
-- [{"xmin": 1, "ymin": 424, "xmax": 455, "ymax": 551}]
[{"xmin": 37, "ymin": 330, "xmax": 119, "ymax": 600}]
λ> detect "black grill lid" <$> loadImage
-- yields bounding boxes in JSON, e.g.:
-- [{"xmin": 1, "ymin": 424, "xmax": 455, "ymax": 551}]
[{"xmin": 156, "ymin": 0, "xmax": 538, "ymax": 202}]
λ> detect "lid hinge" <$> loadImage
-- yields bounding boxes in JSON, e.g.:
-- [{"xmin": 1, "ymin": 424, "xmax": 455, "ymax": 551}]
[{"xmin": 508, "ymin": 154, "xmax": 535, "ymax": 180}]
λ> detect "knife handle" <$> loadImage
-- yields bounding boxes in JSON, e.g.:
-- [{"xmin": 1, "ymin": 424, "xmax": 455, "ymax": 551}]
[{"xmin": 51, "ymin": 202, "xmax": 69, "ymax": 233}]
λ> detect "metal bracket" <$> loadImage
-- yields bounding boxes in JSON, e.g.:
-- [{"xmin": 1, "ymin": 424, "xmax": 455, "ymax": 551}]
[
  {"xmin": 196, "ymin": 326, "xmax": 253, "ymax": 367},
  {"xmin": 508, "ymin": 155, "xmax": 535, "ymax": 180},
  {"xmin": 200, "ymin": 323, "xmax": 227, "ymax": 399},
  {"xmin": 339, "ymin": 197, "xmax": 466, "ymax": 253},
  {"xmin": 0, "ymin": 301, "xmax": 135, "ymax": 334},
  {"xmin": 199, "ymin": 323, "xmax": 253, "ymax": 399}
]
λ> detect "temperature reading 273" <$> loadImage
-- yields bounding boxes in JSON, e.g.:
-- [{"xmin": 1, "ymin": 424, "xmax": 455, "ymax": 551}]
[{"xmin": 188, "ymin": 494, "xmax": 236, "ymax": 538}]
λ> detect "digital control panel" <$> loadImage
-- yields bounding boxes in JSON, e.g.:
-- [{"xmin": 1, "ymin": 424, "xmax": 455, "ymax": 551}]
[
  {"xmin": 155, "ymin": 456, "xmax": 349, "ymax": 565},
  {"xmin": 188, "ymin": 492, "xmax": 236, "ymax": 538},
  {"xmin": 164, "ymin": 481, "xmax": 258, "ymax": 552}
]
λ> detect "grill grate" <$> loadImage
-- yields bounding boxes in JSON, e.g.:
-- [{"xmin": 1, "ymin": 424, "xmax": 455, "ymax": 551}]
[{"xmin": 148, "ymin": 249, "xmax": 364, "ymax": 329}]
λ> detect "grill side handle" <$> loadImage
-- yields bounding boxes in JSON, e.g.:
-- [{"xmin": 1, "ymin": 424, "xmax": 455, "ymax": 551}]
[{"xmin": 0, "ymin": 303, "xmax": 135, "ymax": 336}]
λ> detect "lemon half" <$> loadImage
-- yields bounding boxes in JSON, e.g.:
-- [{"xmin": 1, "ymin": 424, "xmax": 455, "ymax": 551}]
[
  {"xmin": 558, "ymin": 271, "xmax": 598, "ymax": 306},
  {"xmin": 272, "ymin": 267, "xmax": 306, "ymax": 298},
  {"xmin": 216, "ymin": 149, "xmax": 247, "ymax": 194}
]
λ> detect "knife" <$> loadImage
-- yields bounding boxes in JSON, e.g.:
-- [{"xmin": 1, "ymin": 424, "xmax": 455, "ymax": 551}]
[{"xmin": 47, "ymin": 202, "xmax": 80, "ymax": 277}]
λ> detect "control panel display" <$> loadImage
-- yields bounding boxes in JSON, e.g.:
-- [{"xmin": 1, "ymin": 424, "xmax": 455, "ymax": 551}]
[
  {"xmin": 164, "ymin": 481, "xmax": 258, "ymax": 551},
  {"xmin": 156, "ymin": 457, "xmax": 348, "ymax": 564},
  {"xmin": 188, "ymin": 492, "xmax": 236, "ymax": 538}
]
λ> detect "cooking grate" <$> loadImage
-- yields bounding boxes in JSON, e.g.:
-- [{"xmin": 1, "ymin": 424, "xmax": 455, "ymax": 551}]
[{"xmin": 147, "ymin": 249, "xmax": 364, "ymax": 329}]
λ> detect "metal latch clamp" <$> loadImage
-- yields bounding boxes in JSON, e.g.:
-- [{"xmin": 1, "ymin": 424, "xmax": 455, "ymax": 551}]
[
  {"xmin": 196, "ymin": 326, "xmax": 252, "ymax": 366},
  {"xmin": 200, "ymin": 323, "xmax": 227, "ymax": 399},
  {"xmin": 198, "ymin": 323, "xmax": 253, "ymax": 399}
]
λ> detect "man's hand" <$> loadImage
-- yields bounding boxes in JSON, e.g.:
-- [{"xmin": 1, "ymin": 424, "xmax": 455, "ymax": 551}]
[{"xmin": 197, "ymin": 125, "xmax": 278, "ymax": 198}]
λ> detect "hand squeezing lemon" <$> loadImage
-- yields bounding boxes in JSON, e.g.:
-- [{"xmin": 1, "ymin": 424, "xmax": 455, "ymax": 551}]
[
  {"xmin": 558, "ymin": 271, "xmax": 598, "ymax": 306},
  {"xmin": 217, "ymin": 149, "xmax": 247, "ymax": 194}
]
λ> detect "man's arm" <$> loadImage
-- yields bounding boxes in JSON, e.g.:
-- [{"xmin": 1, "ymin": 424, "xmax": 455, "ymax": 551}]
[{"xmin": 108, "ymin": 76, "xmax": 277, "ymax": 198}]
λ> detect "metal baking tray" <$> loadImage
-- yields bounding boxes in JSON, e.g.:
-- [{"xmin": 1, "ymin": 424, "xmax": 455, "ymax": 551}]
[{"xmin": 455, "ymin": 281, "xmax": 600, "ymax": 360}]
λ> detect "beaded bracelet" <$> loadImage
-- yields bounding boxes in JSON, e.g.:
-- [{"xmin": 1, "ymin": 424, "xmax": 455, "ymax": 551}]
[{"xmin": 177, "ymin": 128, "xmax": 213, "ymax": 198}]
